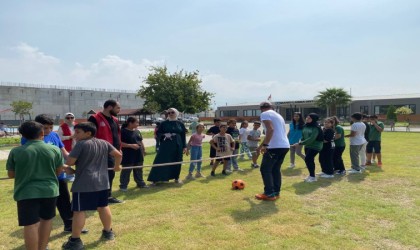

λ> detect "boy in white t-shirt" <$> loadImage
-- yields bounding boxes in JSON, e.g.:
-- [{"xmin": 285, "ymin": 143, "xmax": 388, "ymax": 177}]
[
  {"xmin": 239, "ymin": 121, "xmax": 252, "ymax": 160},
  {"xmin": 345, "ymin": 112, "xmax": 367, "ymax": 174},
  {"xmin": 247, "ymin": 121, "xmax": 262, "ymax": 168}
]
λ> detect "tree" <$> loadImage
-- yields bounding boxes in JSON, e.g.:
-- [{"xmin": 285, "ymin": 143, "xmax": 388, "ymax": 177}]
[
  {"xmin": 138, "ymin": 66, "xmax": 214, "ymax": 114},
  {"xmin": 10, "ymin": 100, "xmax": 33, "ymax": 122},
  {"xmin": 315, "ymin": 88, "xmax": 352, "ymax": 116},
  {"xmin": 386, "ymin": 105, "xmax": 397, "ymax": 122},
  {"xmin": 395, "ymin": 106, "xmax": 413, "ymax": 122}
]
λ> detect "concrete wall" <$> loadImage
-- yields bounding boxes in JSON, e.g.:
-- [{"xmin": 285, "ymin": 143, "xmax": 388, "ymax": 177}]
[{"xmin": 0, "ymin": 82, "xmax": 144, "ymax": 120}]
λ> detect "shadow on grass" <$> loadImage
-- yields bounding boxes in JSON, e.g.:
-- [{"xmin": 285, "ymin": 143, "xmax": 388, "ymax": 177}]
[
  {"xmin": 282, "ymin": 167, "xmax": 303, "ymax": 176},
  {"xmin": 112, "ymin": 181, "xmax": 184, "ymax": 201},
  {"xmin": 346, "ymin": 171, "xmax": 368, "ymax": 183},
  {"xmin": 367, "ymin": 166, "xmax": 384, "ymax": 173},
  {"xmin": 230, "ymin": 197, "xmax": 278, "ymax": 222},
  {"xmin": 292, "ymin": 179, "xmax": 333, "ymax": 195}
]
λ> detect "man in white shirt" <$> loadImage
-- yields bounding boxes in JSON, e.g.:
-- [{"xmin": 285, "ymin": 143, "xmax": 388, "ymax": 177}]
[
  {"xmin": 255, "ymin": 102, "xmax": 290, "ymax": 201},
  {"xmin": 345, "ymin": 112, "xmax": 367, "ymax": 174}
]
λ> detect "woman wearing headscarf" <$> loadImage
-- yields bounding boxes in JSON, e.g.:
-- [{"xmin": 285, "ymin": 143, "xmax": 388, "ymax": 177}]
[
  {"xmin": 292, "ymin": 113, "xmax": 323, "ymax": 183},
  {"xmin": 147, "ymin": 108, "xmax": 187, "ymax": 184}
]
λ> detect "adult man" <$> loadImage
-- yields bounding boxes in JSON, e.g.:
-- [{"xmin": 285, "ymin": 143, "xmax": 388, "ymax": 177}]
[
  {"xmin": 88, "ymin": 100, "xmax": 123, "ymax": 204},
  {"xmin": 366, "ymin": 115, "xmax": 384, "ymax": 167},
  {"xmin": 58, "ymin": 112, "xmax": 77, "ymax": 152},
  {"xmin": 255, "ymin": 102, "xmax": 290, "ymax": 201}
]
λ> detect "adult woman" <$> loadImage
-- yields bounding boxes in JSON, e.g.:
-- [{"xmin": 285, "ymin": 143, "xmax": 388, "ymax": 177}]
[
  {"xmin": 287, "ymin": 112, "xmax": 305, "ymax": 168},
  {"xmin": 293, "ymin": 113, "xmax": 323, "ymax": 183},
  {"xmin": 148, "ymin": 108, "xmax": 187, "ymax": 184}
]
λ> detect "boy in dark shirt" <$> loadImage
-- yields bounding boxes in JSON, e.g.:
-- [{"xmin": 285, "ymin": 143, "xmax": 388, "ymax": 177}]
[
  {"xmin": 226, "ymin": 119, "xmax": 243, "ymax": 172},
  {"xmin": 206, "ymin": 119, "xmax": 221, "ymax": 165}
]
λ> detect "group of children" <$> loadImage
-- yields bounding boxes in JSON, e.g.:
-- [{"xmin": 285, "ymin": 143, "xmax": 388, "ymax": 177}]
[{"xmin": 288, "ymin": 112, "xmax": 384, "ymax": 182}]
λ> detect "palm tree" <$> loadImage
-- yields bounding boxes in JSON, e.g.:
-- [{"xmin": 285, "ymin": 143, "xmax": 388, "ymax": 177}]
[{"xmin": 315, "ymin": 88, "xmax": 352, "ymax": 116}]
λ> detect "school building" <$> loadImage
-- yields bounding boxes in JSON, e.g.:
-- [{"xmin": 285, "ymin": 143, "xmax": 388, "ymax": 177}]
[{"xmin": 215, "ymin": 93, "xmax": 420, "ymax": 123}]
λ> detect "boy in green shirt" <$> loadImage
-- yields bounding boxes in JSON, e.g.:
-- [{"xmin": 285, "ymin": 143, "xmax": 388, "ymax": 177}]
[
  {"xmin": 366, "ymin": 115, "xmax": 384, "ymax": 166},
  {"xmin": 6, "ymin": 121, "xmax": 65, "ymax": 250}
]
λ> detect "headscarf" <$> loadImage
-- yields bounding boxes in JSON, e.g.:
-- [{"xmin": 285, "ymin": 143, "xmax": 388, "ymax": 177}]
[
  {"xmin": 305, "ymin": 113, "xmax": 323, "ymax": 141},
  {"xmin": 167, "ymin": 108, "xmax": 180, "ymax": 121}
]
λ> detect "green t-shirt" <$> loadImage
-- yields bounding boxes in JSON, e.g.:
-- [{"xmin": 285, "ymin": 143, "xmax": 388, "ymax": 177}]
[
  {"xmin": 6, "ymin": 140, "xmax": 63, "ymax": 201},
  {"xmin": 300, "ymin": 126, "xmax": 323, "ymax": 151},
  {"xmin": 334, "ymin": 125, "xmax": 346, "ymax": 147},
  {"xmin": 368, "ymin": 121, "xmax": 384, "ymax": 141}
]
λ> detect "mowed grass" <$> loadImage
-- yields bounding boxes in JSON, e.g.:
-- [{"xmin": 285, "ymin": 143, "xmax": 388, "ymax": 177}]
[{"xmin": 0, "ymin": 132, "xmax": 419, "ymax": 249}]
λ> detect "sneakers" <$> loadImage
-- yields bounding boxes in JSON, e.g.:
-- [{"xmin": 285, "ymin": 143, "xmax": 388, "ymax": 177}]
[
  {"xmin": 334, "ymin": 170, "xmax": 346, "ymax": 175},
  {"xmin": 347, "ymin": 169, "xmax": 362, "ymax": 174},
  {"xmin": 319, "ymin": 173, "xmax": 334, "ymax": 178},
  {"xmin": 63, "ymin": 227, "xmax": 89, "ymax": 234},
  {"xmin": 316, "ymin": 172, "xmax": 325, "ymax": 176},
  {"xmin": 137, "ymin": 183, "xmax": 149, "ymax": 188},
  {"xmin": 195, "ymin": 172, "xmax": 206, "ymax": 178},
  {"xmin": 371, "ymin": 159, "xmax": 376, "ymax": 164},
  {"xmin": 225, "ymin": 169, "xmax": 233, "ymax": 173},
  {"xmin": 304, "ymin": 176, "xmax": 317, "ymax": 182},
  {"xmin": 174, "ymin": 179, "xmax": 183, "ymax": 184},
  {"xmin": 108, "ymin": 197, "xmax": 124, "ymax": 204},
  {"xmin": 185, "ymin": 173, "xmax": 195, "ymax": 180},
  {"xmin": 274, "ymin": 192, "xmax": 280, "ymax": 199},
  {"xmin": 377, "ymin": 161, "xmax": 383, "ymax": 167},
  {"xmin": 255, "ymin": 193, "xmax": 277, "ymax": 201},
  {"xmin": 119, "ymin": 188, "xmax": 128, "ymax": 192},
  {"xmin": 62, "ymin": 237, "xmax": 84, "ymax": 250},
  {"xmin": 233, "ymin": 168, "xmax": 244, "ymax": 172},
  {"xmin": 222, "ymin": 170, "xmax": 228, "ymax": 175},
  {"xmin": 288, "ymin": 163, "xmax": 295, "ymax": 169},
  {"xmin": 251, "ymin": 163, "xmax": 260, "ymax": 168},
  {"xmin": 101, "ymin": 229, "xmax": 115, "ymax": 241},
  {"xmin": 366, "ymin": 162, "xmax": 372, "ymax": 166},
  {"xmin": 210, "ymin": 171, "xmax": 215, "ymax": 177}
]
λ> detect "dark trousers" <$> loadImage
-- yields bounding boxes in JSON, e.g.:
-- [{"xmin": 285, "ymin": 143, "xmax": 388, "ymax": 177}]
[
  {"xmin": 319, "ymin": 147, "xmax": 334, "ymax": 175},
  {"xmin": 333, "ymin": 146, "xmax": 346, "ymax": 171},
  {"xmin": 120, "ymin": 162, "xmax": 145, "ymax": 189},
  {"xmin": 305, "ymin": 148, "xmax": 320, "ymax": 177},
  {"xmin": 108, "ymin": 155, "xmax": 115, "ymax": 198},
  {"xmin": 260, "ymin": 148, "xmax": 289, "ymax": 195},
  {"xmin": 57, "ymin": 179, "xmax": 73, "ymax": 228}
]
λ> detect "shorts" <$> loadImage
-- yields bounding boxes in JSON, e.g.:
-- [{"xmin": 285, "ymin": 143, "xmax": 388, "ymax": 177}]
[
  {"xmin": 72, "ymin": 190, "xmax": 108, "ymax": 211},
  {"xmin": 248, "ymin": 147, "xmax": 259, "ymax": 157},
  {"xmin": 366, "ymin": 141, "xmax": 381, "ymax": 153},
  {"xmin": 215, "ymin": 156, "xmax": 230, "ymax": 163},
  {"xmin": 17, "ymin": 197, "xmax": 57, "ymax": 226}
]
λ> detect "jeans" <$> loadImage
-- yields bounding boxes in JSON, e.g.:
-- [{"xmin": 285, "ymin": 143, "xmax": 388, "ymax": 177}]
[
  {"xmin": 189, "ymin": 146, "xmax": 203, "ymax": 173},
  {"xmin": 227, "ymin": 148, "xmax": 239, "ymax": 170},
  {"xmin": 305, "ymin": 148, "xmax": 320, "ymax": 177},
  {"xmin": 119, "ymin": 162, "xmax": 146, "ymax": 189},
  {"xmin": 260, "ymin": 148, "xmax": 289, "ymax": 195},
  {"xmin": 333, "ymin": 146, "xmax": 346, "ymax": 171},
  {"xmin": 239, "ymin": 142, "xmax": 252, "ymax": 159},
  {"xmin": 289, "ymin": 144, "xmax": 305, "ymax": 164},
  {"xmin": 350, "ymin": 144, "xmax": 363, "ymax": 170}
]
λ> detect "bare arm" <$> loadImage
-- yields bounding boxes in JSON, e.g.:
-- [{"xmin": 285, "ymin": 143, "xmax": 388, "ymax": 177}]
[
  {"xmin": 110, "ymin": 149, "xmax": 122, "ymax": 171},
  {"xmin": 7, "ymin": 170, "xmax": 15, "ymax": 178},
  {"xmin": 345, "ymin": 130, "xmax": 356, "ymax": 138},
  {"xmin": 60, "ymin": 147, "xmax": 69, "ymax": 160}
]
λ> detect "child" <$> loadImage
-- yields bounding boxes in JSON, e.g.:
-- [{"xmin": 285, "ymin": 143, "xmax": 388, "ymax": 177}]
[
  {"xmin": 7, "ymin": 121, "xmax": 65, "ymax": 250},
  {"xmin": 238, "ymin": 121, "xmax": 252, "ymax": 160},
  {"xmin": 318, "ymin": 118, "xmax": 335, "ymax": 178},
  {"xmin": 293, "ymin": 113, "xmax": 323, "ymax": 182},
  {"xmin": 206, "ymin": 119, "xmax": 221, "ymax": 165},
  {"xmin": 247, "ymin": 121, "xmax": 262, "ymax": 168},
  {"xmin": 287, "ymin": 112, "xmax": 305, "ymax": 168},
  {"xmin": 366, "ymin": 115, "xmax": 384, "ymax": 167},
  {"xmin": 210, "ymin": 124, "xmax": 235, "ymax": 176},
  {"xmin": 345, "ymin": 112, "xmax": 367, "ymax": 174},
  {"xmin": 21, "ymin": 114, "xmax": 81, "ymax": 234},
  {"xmin": 186, "ymin": 123, "xmax": 206, "ymax": 179},
  {"xmin": 226, "ymin": 119, "xmax": 243, "ymax": 172},
  {"xmin": 119, "ymin": 117, "xmax": 147, "ymax": 191},
  {"xmin": 332, "ymin": 116, "xmax": 346, "ymax": 175},
  {"xmin": 62, "ymin": 122, "xmax": 122, "ymax": 250}
]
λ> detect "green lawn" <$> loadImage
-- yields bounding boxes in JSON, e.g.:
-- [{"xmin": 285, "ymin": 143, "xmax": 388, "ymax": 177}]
[{"xmin": 0, "ymin": 132, "xmax": 419, "ymax": 249}]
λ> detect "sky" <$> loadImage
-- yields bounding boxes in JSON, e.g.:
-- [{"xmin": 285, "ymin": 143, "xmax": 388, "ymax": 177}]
[{"xmin": 1, "ymin": 0, "xmax": 420, "ymax": 108}]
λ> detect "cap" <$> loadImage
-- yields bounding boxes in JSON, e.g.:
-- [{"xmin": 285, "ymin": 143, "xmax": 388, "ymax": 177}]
[
  {"xmin": 259, "ymin": 101, "xmax": 272, "ymax": 108},
  {"xmin": 65, "ymin": 112, "xmax": 75, "ymax": 117}
]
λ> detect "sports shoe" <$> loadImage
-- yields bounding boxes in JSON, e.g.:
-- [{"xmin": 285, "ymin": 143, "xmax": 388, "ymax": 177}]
[
  {"xmin": 222, "ymin": 170, "xmax": 228, "ymax": 175},
  {"xmin": 254, "ymin": 164, "xmax": 260, "ymax": 168},
  {"xmin": 233, "ymin": 168, "xmax": 244, "ymax": 172},
  {"xmin": 347, "ymin": 169, "xmax": 362, "ymax": 174},
  {"xmin": 119, "ymin": 188, "xmax": 128, "ymax": 192},
  {"xmin": 319, "ymin": 173, "xmax": 334, "ymax": 178},
  {"xmin": 371, "ymin": 159, "xmax": 376, "ymax": 164},
  {"xmin": 304, "ymin": 176, "xmax": 317, "ymax": 182},
  {"xmin": 316, "ymin": 172, "xmax": 326, "ymax": 176},
  {"xmin": 64, "ymin": 227, "xmax": 89, "ymax": 234},
  {"xmin": 274, "ymin": 192, "xmax": 280, "ymax": 199},
  {"xmin": 288, "ymin": 163, "xmax": 295, "ymax": 169},
  {"xmin": 366, "ymin": 162, "xmax": 372, "ymax": 166},
  {"xmin": 137, "ymin": 183, "xmax": 149, "ymax": 188},
  {"xmin": 62, "ymin": 237, "xmax": 84, "ymax": 250},
  {"xmin": 255, "ymin": 193, "xmax": 277, "ymax": 201},
  {"xmin": 108, "ymin": 197, "xmax": 124, "ymax": 204},
  {"xmin": 210, "ymin": 171, "xmax": 215, "ymax": 177},
  {"xmin": 195, "ymin": 172, "xmax": 206, "ymax": 178},
  {"xmin": 377, "ymin": 161, "xmax": 383, "ymax": 167},
  {"xmin": 101, "ymin": 229, "xmax": 115, "ymax": 241},
  {"xmin": 334, "ymin": 170, "xmax": 346, "ymax": 175},
  {"xmin": 225, "ymin": 169, "xmax": 232, "ymax": 173},
  {"xmin": 185, "ymin": 173, "xmax": 195, "ymax": 180},
  {"xmin": 174, "ymin": 179, "xmax": 183, "ymax": 184}
]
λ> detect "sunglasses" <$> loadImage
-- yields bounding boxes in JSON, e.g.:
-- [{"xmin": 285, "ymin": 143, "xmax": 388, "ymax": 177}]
[
  {"xmin": 66, "ymin": 117, "xmax": 75, "ymax": 120},
  {"xmin": 168, "ymin": 111, "xmax": 175, "ymax": 114}
]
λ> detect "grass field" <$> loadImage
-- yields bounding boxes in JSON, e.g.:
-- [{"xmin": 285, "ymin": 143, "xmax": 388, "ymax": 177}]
[{"xmin": 0, "ymin": 132, "xmax": 419, "ymax": 249}]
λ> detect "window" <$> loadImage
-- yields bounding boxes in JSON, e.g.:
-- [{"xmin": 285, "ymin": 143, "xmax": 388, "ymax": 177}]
[
  {"xmin": 374, "ymin": 104, "xmax": 416, "ymax": 115},
  {"xmin": 243, "ymin": 109, "xmax": 261, "ymax": 116},
  {"xmin": 360, "ymin": 106, "xmax": 369, "ymax": 114},
  {"xmin": 221, "ymin": 110, "xmax": 238, "ymax": 117}
]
